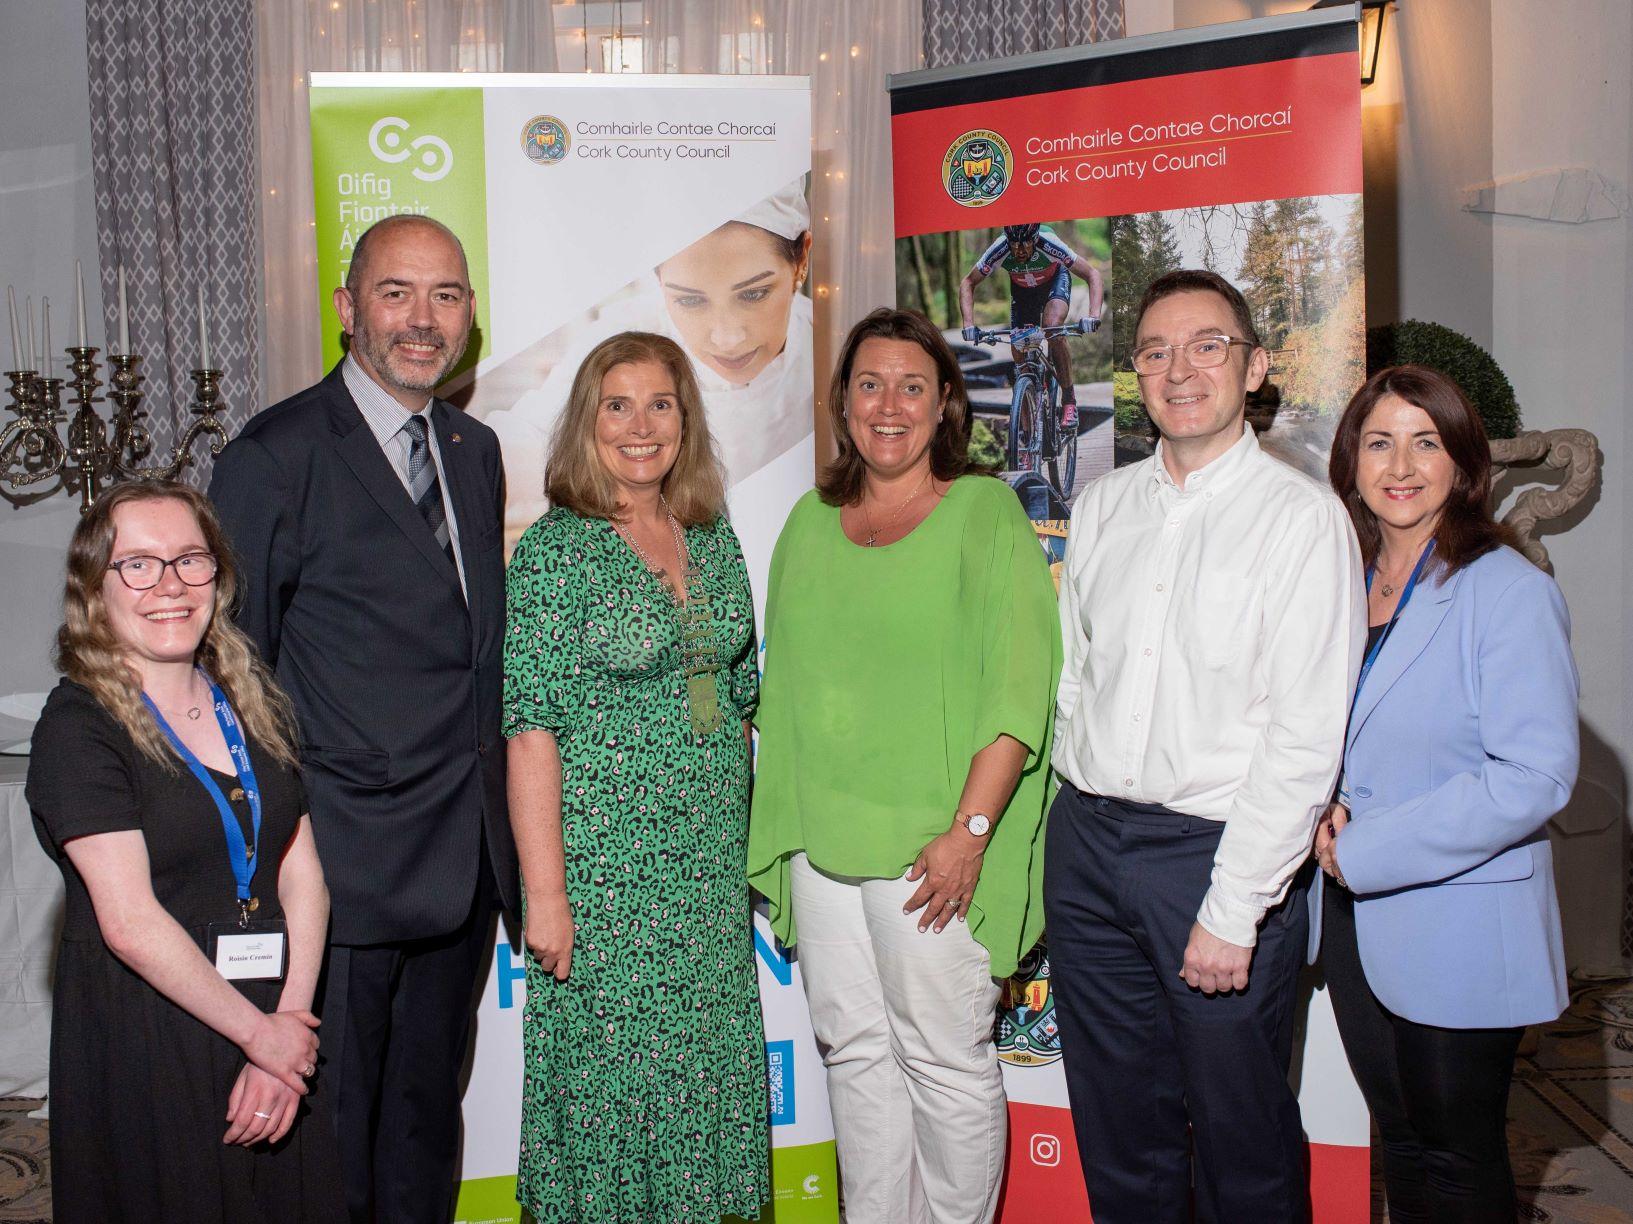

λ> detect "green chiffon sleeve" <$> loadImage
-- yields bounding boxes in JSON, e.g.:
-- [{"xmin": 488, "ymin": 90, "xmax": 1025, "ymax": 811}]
[
  {"xmin": 969, "ymin": 484, "xmax": 1061, "ymax": 767},
  {"xmin": 960, "ymin": 482, "xmax": 1062, "ymax": 976}
]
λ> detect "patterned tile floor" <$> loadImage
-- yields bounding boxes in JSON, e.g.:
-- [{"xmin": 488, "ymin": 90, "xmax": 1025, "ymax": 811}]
[
  {"xmin": 8, "ymin": 980, "xmax": 1633, "ymax": 1223},
  {"xmin": 0, "ymin": 1100, "xmax": 46, "ymax": 1224}
]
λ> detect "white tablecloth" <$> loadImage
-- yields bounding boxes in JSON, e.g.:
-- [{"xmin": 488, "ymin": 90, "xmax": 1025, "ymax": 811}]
[{"xmin": 0, "ymin": 754, "xmax": 62, "ymax": 1099}]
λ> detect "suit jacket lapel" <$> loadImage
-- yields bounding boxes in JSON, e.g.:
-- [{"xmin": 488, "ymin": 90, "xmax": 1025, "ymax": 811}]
[
  {"xmin": 1347, "ymin": 565, "xmax": 1464, "ymax": 749},
  {"xmin": 324, "ymin": 369, "xmax": 464, "ymax": 591},
  {"xmin": 432, "ymin": 400, "xmax": 487, "ymax": 641}
]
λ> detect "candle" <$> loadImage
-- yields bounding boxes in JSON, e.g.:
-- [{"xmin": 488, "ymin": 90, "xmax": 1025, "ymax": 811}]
[
  {"xmin": 41, "ymin": 298, "xmax": 50, "ymax": 378},
  {"xmin": 6, "ymin": 286, "xmax": 20, "ymax": 372},
  {"xmin": 197, "ymin": 285, "xmax": 211, "ymax": 370},
  {"xmin": 25, "ymin": 295, "xmax": 36, "ymax": 372},
  {"xmin": 75, "ymin": 259, "xmax": 87, "ymax": 346},
  {"xmin": 117, "ymin": 265, "xmax": 130, "ymax": 355}
]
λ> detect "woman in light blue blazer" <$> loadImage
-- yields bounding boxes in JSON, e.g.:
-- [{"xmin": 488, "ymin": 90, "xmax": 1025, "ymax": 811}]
[{"xmin": 1313, "ymin": 364, "xmax": 1578, "ymax": 1224}]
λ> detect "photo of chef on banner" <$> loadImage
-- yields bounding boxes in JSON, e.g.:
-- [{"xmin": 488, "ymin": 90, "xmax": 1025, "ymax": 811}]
[{"xmin": 482, "ymin": 176, "xmax": 813, "ymax": 549}]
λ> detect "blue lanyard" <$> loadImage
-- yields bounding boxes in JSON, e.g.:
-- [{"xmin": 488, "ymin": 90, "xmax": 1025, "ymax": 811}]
[
  {"xmin": 1351, "ymin": 541, "xmax": 1434, "ymax": 717},
  {"xmin": 142, "ymin": 672, "xmax": 264, "ymax": 913}
]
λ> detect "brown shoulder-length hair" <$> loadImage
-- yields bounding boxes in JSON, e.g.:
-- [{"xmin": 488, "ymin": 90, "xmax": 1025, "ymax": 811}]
[
  {"xmin": 56, "ymin": 481, "xmax": 299, "ymax": 769},
  {"xmin": 1329, "ymin": 363, "xmax": 1516, "ymax": 575},
  {"xmin": 817, "ymin": 307, "xmax": 987, "ymax": 506},
  {"xmin": 543, "ymin": 331, "xmax": 726, "ymax": 526}
]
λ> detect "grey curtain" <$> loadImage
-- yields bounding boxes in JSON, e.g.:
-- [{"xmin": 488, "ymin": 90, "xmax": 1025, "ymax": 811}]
[
  {"xmin": 85, "ymin": 0, "xmax": 260, "ymax": 485},
  {"xmin": 923, "ymin": 0, "xmax": 1126, "ymax": 69}
]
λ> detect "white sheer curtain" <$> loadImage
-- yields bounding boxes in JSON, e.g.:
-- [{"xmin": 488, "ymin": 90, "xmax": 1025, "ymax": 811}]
[{"xmin": 255, "ymin": 0, "xmax": 923, "ymax": 464}]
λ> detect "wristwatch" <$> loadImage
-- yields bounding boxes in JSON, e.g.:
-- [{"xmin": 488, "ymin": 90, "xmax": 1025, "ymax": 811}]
[{"xmin": 955, "ymin": 811, "xmax": 992, "ymax": 838}]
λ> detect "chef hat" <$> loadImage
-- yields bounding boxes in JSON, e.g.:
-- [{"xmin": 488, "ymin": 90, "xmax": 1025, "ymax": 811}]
[{"xmin": 730, "ymin": 177, "xmax": 811, "ymax": 240}]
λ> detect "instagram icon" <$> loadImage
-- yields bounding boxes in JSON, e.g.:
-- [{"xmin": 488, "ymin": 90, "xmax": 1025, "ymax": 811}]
[{"xmin": 1029, "ymin": 1133, "xmax": 1062, "ymax": 1167}]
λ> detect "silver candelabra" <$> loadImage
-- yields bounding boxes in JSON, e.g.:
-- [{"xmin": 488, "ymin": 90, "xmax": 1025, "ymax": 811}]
[{"xmin": 1, "ymin": 348, "xmax": 228, "ymax": 513}]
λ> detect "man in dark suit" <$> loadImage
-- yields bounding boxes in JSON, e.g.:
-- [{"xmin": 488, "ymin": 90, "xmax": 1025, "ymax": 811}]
[{"xmin": 209, "ymin": 214, "xmax": 519, "ymax": 1224}]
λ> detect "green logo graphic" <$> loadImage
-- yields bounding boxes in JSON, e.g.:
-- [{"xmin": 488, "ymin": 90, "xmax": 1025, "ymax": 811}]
[{"xmin": 310, "ymin": 86, "xmax": 490, "ymax": 376}]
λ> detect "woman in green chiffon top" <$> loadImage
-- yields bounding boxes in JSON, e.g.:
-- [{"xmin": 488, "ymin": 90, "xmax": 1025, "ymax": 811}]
[{"xmin": 748, "ymin": 308, "xmax": 1061, "ymax": 1224}]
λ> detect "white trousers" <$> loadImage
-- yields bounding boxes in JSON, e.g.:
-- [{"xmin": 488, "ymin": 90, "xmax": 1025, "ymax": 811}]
[{"xmin": 790, "ymin": 853, "xmax": 1006, "ymax": 1224}]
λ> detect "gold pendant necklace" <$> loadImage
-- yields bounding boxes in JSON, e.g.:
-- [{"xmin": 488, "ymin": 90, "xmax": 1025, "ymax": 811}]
[
  {"xmin": 1378, "ymin": 551, "xmax": 1417, "ymax": 600},
  {"xmin": 861, "ymin": 471, "xmax": 932, "ymax": 547}
]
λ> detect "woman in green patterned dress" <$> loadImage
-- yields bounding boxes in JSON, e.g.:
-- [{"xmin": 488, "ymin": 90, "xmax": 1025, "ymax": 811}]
[{"xmin": 503, "ymin": 331, "xmax": 769, "ymax": 1223}]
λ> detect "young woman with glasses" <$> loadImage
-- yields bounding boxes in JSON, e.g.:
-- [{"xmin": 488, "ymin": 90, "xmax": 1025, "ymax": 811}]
[{"xmin": 26, "ymin": 480, "xmax": 343, "ymax": 1223}]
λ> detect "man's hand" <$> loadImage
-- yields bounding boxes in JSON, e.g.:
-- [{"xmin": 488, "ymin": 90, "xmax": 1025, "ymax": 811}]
[
  {"xmin": 1179, "ymin": 922, "xmax": 1253, "ymax": 994},
  {"xmin": 961, "ymin": 326, "xmax": 982, "ymax": 343}
]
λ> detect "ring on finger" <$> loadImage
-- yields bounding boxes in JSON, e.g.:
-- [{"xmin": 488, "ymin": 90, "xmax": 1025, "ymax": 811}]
[{"xmin": 253, "ymin": 1110, "xmax": 274, "ymax": 1120}]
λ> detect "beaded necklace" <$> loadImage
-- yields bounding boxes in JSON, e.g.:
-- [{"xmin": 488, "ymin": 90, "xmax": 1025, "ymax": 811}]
[{"xmin": 613, "ymin": 499, "xmax": 724, "ymax": 736}]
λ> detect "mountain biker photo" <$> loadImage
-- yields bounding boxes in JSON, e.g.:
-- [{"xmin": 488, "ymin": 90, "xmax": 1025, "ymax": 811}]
[{"xmin": 958, "ymin": 223, "xmax": 1104, "ymax": 432}]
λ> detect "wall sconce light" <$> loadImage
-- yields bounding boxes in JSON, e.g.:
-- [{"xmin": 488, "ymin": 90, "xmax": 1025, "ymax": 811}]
[{"xmin": 1311, "ymin": 0, "xmax": 1393, "ymax": 87}]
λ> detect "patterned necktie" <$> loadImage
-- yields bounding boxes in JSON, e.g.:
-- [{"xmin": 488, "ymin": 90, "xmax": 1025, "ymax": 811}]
[{"xmin": 402, "ymin": 414, "xmax": 456, "ymax": 565}]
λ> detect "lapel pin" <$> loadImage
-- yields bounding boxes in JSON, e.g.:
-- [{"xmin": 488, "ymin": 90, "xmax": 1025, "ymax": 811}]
[{"xmin": 450, "ymin": 433, "xmax": 462, "ymax": 443}]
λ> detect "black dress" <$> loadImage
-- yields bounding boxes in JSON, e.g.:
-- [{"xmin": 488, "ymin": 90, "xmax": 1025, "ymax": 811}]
[{"xmin": 26, "ymin": 679, "xmax": 344, "ymax": 1223}]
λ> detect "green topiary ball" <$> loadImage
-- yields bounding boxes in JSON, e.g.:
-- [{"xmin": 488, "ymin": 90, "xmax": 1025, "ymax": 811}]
[{"xmin": 1365, "ymin": 320, "xmax": 1521, "ymax": 439}]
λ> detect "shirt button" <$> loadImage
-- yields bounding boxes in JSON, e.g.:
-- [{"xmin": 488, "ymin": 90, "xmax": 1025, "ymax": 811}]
[
  {"xmin": 1123, "ymin": 777, "xmax": 1134, "ymax": 787},
  {"xmin": 1132, "ymin": 713, "xmax": 1141, "ymax": 722},
  {"xmin": 1155, "ymin": 583, "xmax": 1165, "ymax": 592},
  {"xmin": 1143, "ymin": 647, "xmax": 1152, "ymax": 656},
  {"xmin": 1168, "ymin": 520, "xmax": 1180, "ymax": 527}
]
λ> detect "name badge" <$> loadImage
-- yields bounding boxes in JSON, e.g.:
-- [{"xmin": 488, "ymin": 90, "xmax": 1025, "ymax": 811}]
[{"xmin": 207, "ymin": 919, "xmax": 288, "ymax": 982}]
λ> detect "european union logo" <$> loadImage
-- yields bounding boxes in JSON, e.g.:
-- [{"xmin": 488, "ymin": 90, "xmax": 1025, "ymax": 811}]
[{"xmin": 766, "ymin": 1039, "xmax": 795, "ymax": 1126}]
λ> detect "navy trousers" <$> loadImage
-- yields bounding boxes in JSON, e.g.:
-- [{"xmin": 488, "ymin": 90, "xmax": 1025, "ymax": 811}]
[
  {"xmin": 319, "ymin": 845, "xmax": 497, "ymax": 1224},
  {"xmin": 1043, "ymin": 784, "xmax": 1312, "ymax": 1224}
]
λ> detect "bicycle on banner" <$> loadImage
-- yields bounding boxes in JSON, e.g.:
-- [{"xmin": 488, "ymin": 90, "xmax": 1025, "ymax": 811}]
[{"xmin": 973, "ymin": 319, "xmax": 1098, "ymax": 501}]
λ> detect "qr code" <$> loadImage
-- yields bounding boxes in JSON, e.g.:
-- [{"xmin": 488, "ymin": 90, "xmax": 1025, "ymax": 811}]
[{"xmin": 766, "ymin": 1039, "xmax": 794, "ymax": 1126}]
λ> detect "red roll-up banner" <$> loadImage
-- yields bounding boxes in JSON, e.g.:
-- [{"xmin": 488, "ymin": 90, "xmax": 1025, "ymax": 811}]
[{"xmin": 889, "ymin": 10, "xmax": 1371, "ymax": 1222}]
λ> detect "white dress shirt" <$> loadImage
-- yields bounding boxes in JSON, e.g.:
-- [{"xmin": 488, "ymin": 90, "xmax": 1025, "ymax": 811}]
[
  {"xmin": 343, "ymin": 355, "xmax": 467, "ymax": 598},
  {"xmin": 1054, "ymin": 425, "xmax": 1365, "ymax": 946}
]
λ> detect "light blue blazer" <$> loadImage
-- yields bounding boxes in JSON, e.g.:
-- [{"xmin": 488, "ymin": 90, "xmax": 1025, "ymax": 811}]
[{"xmin": 1311, "ymin": 545, "xmax": 1577, "ymax": 1029}]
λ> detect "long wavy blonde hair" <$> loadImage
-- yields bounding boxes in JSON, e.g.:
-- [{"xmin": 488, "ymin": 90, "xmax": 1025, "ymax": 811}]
[
  {"xmin": 55, "ymin": 481, "xmax": 299, "ymax": 770},
  {"xmin": 544, "ymin": 331, "xmax": 726, "ymax": 527}
]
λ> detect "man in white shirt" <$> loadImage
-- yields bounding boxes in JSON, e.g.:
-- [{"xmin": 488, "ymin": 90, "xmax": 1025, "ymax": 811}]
[{"xmin": 1044, "ymin": 270, "xmax": 1364, "ymax": 1222}]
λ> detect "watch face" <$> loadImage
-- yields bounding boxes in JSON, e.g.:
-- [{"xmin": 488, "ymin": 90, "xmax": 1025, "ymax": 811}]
[{"xmin": 967, "ymin": 814, "xmax": 991, "ymax": 837}]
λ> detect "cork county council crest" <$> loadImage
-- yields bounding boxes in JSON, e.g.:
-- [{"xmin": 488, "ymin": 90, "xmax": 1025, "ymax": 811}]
[
  {"xmin": 942, "ymin": 129, "xmax": 1012, "ymax": 207},
  {"xmin": 521, "ymin": 115, "xmax": 570, "ymax": 165},
  {"xmin": 995, "ymin": 939, "xmax": 1061, "ymax": 1067}
]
